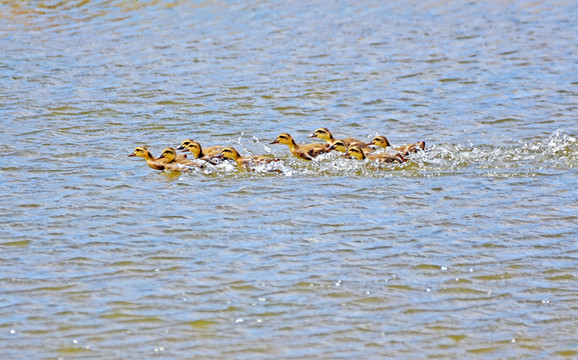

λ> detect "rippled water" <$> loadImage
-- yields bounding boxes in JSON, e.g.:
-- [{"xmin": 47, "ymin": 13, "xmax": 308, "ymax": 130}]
[{"xmin": 1, "ymin": 0, "xmax": 577, "ymax": 358}]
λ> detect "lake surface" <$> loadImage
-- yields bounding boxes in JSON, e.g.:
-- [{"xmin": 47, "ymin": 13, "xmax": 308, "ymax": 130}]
[{"xmin": 1, "ymin": 0, "xmax": 577, "ymax": 358}]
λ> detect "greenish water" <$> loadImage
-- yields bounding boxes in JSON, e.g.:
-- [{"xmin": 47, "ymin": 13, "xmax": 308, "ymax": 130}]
[{"xmin": 1, "ymin": 1, "xmax": 577, "ymax": 359}]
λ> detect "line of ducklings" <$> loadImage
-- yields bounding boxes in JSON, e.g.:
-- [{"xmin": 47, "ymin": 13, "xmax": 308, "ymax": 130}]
[{"xmin": 129, "ymin": 128, "xmax": 426, "ymax": 172}]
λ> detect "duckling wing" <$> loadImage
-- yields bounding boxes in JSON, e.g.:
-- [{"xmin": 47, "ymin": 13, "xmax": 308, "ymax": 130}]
[
  {"xmin": 253, "ymin": 156, "xmax": 279, "ymax": 164},
  {"xmin": 147, "ymin": 160, "xmax": 167, "ymax": 171},
  {"xmin": 204, "ymin": 146, "xmax": 225, "ymax": 157},
  {"xmin": 306, "ymin": 147, "xmax": 329, "ymax": 159},
  {"xmin": 177, "ymin": 159, "xmax": 205, "ymax": 168},
  {"xmin": 344, "ymin": 138, "xmax": 368, "ymax": 147},
  {"xmin": 370, "ymin": 153, "xmax": 405, "ymax": 164},
  {"xmin": 361, "ymin": 147, "xmax": 375, "ymax": 155}
]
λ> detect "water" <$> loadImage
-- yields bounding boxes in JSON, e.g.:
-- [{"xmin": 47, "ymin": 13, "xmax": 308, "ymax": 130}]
[{"xmin": 1, "ymin": 0, "xmax": 577, "ymax": 358}]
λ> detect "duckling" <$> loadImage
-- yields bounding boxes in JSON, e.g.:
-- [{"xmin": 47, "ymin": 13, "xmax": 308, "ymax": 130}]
[
  {"xmin": 157, "ymin": 147, "xmax": 205, "ymax": 170},
  {"xmin": 346, "ymin": 146, "xmax": 406, "ymax": 164},
  {"xmin": 310, "ymin": 127, "xmax": 368, "ymax": 148},
  {"xmin": 182, "ymin": 141, "xmax": 225, "ymax": 159},
  {"xmin": 270, "ymin": 133, "xmax": 328, "ymax": 160},
  {"xmin": 218, "ymin": 147, "xmax": 279, "ymax": 169},
  {"xmin": 176, "ymin": 139, "xmax": 195, "ymax": 151},
  {"xmin": 370, "ymin": 136, "xmax": 426, "ymax": 156},
  {"xmin": 328, "ymin": 139, "xmax": 375, "ymax": 156},
  {"xmin": 129, "ymin": 146, "xmax": 166, "ymax": 170}
]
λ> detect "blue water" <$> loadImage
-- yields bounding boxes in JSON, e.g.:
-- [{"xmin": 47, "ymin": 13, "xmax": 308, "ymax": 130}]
[{"xmin": 1, "ymin": 0, "xmax": 577, "ymax": 358}]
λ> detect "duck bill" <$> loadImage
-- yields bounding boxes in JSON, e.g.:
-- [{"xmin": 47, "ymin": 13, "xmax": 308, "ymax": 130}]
[
  {"xmin": 128, "ymin": 154, "xmax": 136, "ymax": 157},
  {"xmin": 176, "ymin": 145, "xmax": 185, "ymax": 150},
  {"xmin": 269, "ymin": 140, "xmax": 279, "ymax": 144},
  {"xmin": 308, "ymin": 134, "xmax": 317, "ymax": 138}
]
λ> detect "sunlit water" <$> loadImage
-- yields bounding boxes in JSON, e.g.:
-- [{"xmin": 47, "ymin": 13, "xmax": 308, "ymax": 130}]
[{"xmin": 1, "ymin": 1, "xmax": 577, "ymax": 359}]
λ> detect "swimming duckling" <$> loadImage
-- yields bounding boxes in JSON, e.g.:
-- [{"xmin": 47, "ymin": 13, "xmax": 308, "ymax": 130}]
[
  {"xmin": 270, "ymin": 133, "xmax": 328, "ymax": 160},
  {"xmin": 157, "ymin": 147, "xmax": 205, "ymax": 170},
  {"xmin": 370, "ymin": 136, "xmax": 426, "ymax": 156},
  {"xmin": 176, "ymin": 139, "xmax": 195, "ymax": 151},
  {"xmin": 129, "ymin": 146, "xmax": 166, "ymax": 170},
  {"xmin": 346, "ymin": 146, "xmax": 406, "ymax": 164},
  {"xmin": 328, "ymin": 139, "xmax": 375, "ymax": 156},
  {"xmin": 310, "ymin": 127, "xmax": 368, "ymax": 148},
  {"xmin": 218, "ymin": 147, "xmax": 279, "ymax": 169},
  {"xmin": 182, "ymin": 141, "xmax": 225, "ymax": 159}
]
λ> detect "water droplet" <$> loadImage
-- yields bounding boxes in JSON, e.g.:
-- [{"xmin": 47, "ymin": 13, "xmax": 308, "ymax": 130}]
[
  {"xmin": 235, "ymin": 318, "xmax": 244, "ymax": 323},
  {"xmin": 73, "ymin": 339, "xmax": 78, "ymax": 344},
  {"xmin": 9, "ymin": 329, "xmax": 16, "ymax": 334},
  {"xmin": 426, "ymin": 288, "xmax": 431, "ymax": 292},
  {"xmin": 258, "ymin": 297, "xmax": 266, "ymax": 302},
  {"xmin": 469, "ymin": 268, "xmax": 473, "ymax": 272},
  {"xmin": 154, "ymin": 269, "xmax": 160, "ymax": 272},
  {"xmin": 366, "ymin": 291, "xmax": 371, "ymax": 295},
  {"xmin": 256, "ymin": 319, "xmax": 263, "ymax": 323},
  {"xmin": 511, "ymin": 338, "xmax": 516, "ymax": 343},
  {"xmin": 441, "ymin": 266, "xmax": 448, "ymax": 271},
  {"xmin": 455, "ymin": 278, "xmax": 459, "ymax": 282}
]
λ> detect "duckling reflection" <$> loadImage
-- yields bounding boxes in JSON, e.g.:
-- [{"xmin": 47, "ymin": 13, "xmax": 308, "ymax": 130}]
[
  {"xmin": 346, "ymin": 146, "xmax": 406, "ymax": 164},
  {"xmin": 270, "ymin": 133, "xmax": 328, "ymax": 160}
]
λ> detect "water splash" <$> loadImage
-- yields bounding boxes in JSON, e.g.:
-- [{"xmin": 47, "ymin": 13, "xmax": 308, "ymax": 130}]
[{"xmin": 165, "ymin": 129, "xmax": 576, "ymax": 178}]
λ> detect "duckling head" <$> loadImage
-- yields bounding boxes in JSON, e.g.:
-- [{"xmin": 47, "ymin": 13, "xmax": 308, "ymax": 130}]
[
  {"xmin": 270, "ymin": 133, "xmax": 294, "ymax": 146},
  {"xmin": 183, "ymin": 141, "xmax": 202, "ymax": 158},
  {"xmin": 158, "ymin": 147, "xmax": 178, "ymax": 162},
  {"xmin": 416, "ymin": 141, "xmax": 426, "ymax": 150},
  {"xmin": 129, "ymin": 146, "xmax": 152, "ymax": 159},
  {"xmin": 176, "ymin": 139, "xmax": 195, "ymax": 150},
  {"xmin": 310, "ymin": 127, "xmax": 332, "ymax": 140},
  {"xmin": 371, "ymin": 135, "xmax": 391, "ymax": 148},
  {"xmin": 327, "ymin": 139, "xmax": 348, "ymax": 153},
  {"xmin": 345, "ymin": 146, "xmax": 366, "ymax": 160},
  {"xmin": 219, "ymin": 147, "xmax": 240, "ymax": 160}
]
